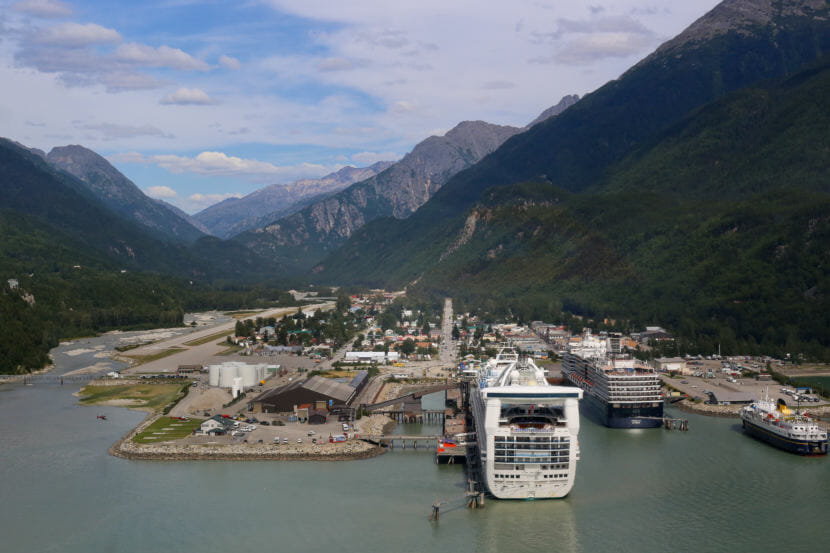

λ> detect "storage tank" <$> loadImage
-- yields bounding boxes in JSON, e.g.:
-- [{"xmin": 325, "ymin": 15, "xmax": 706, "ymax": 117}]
[
  {"xmin": 232, "ymin": 376, "xmax": 243, "ymax": 399},
  {"xmin": 238, "ymin": 364, "xmax": 266, "ymax": 387},
  {"xmin": 208, "ymin": 365, "xmax": 220, "ymax": 387},
  {"xmin": 218, "ymin": 364, "xmax": 239, "ymax": 388}
]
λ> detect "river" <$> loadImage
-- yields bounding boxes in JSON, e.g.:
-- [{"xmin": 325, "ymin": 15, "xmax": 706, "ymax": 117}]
[{"xmin": 1, "ymin": 333, "xmax": 828, "ymax": 553}]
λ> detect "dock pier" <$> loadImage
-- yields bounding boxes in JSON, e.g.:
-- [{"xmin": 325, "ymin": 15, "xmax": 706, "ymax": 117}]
[{"xmin": 663, "ymin": 417, "xmax": 689, "ymax": 431}]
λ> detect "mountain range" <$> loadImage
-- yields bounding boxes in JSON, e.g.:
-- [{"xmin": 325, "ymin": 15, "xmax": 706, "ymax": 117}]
[
  {"xmin": 4, "ymin": 0, "xmax": 830, "ymax": 367},
  {"xmin": 193, "ymin": 161, "xmax": 394, "ymax": 239},
  {"xmin": 46, "ymin": 145, "xmax": 208, "ymax": 243},
  {"xmin": 313, "ymin": 0, "xmax": 830, "ymax": 358}
]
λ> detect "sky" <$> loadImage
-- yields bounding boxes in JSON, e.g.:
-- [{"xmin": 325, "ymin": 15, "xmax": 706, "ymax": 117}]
[{"xmin": 0, "ymin": 0, "xmax": 722, "ymax": 213}]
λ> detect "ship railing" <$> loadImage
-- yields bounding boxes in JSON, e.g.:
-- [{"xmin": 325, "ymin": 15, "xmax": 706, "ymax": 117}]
[{"xmin": 509, "ymin": 425, "xmax": 554, "ymax": 433}]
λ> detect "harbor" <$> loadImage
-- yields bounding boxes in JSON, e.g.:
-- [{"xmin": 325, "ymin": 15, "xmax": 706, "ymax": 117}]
[
  {"xmin": 3, "ymin": 368, "xmax": 829, "ymax": 553},
  {"xmin": 2, "ymin": 305, "xmax": 828, "ymax": 552}
]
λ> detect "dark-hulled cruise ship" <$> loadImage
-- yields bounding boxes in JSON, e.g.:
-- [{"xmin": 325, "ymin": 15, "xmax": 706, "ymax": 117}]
[{"xmin": 561, "ymin": 333, "xmax": 663, "ymax": 428}]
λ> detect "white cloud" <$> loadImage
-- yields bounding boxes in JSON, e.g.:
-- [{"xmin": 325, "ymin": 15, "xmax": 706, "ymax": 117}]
[
  {"xmin": 115, "ymin": 43, "xmax": 210, "ymax": 71},
  {"xmin": 33, "ymin": 22, "xmax": 121, "ymax": 47},
  {"xmin": 218, "ymin": 55, "xmax": 240, "ymax": 70},
  {"xmin": 352, "ymin": 151, "xmax": 401, "ymax": 165},
  {"xmin": 482, "ymin": 80, "xmax": 516, "ymax": 90},
  {"xmin": 116, "ymin": 151, "xmax": 334, "ymax": 181},
  {"xmin": 146, "ymin": 185, "xmax": 178, "ymax": 199},
  {"xmin": 389, "ymin": 100, "xmax": 416, "ymax": 114},
  {"xmin": 317, "ymin": 57, "xmax": 356, "ymax": 72},
  {"xmin": 12, "ymin": 0, "xmax": 72, "ymax": 19},
  {"xmin": 107, "ymin": 152, "xmax": 146, "ymax": 164},
  {"xmin": 74, "ymin": 122, "xmax": 174, "ymax": 139},
  {"xmin": 159, "ymin": 88, "xmax": 216, "ymax": 105},
  {"xmin": 555, "ymin": 32, "xmax": 657, "ymax": 64}
]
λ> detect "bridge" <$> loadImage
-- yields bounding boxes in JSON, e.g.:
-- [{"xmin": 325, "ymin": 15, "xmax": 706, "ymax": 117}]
[
  {"xmin": 361, "ymin": 382, "xmax": 459, "ymax": 411},
  {"xmin": 360, "ymin": 434, "xmax": 442, "ymax": 449}
]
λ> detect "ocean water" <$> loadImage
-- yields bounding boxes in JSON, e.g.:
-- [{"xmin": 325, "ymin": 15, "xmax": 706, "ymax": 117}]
[{"xmin": 2, "ymin": 338, "xmax": 828, "ymax": 553}]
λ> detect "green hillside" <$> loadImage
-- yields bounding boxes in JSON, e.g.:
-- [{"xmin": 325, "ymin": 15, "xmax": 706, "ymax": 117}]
[
  {"xmin": 318, "ymin": 59, "xmax": 830, "ymax": 360},
  {"xmin": 0, "ymin": 141, "xmax": 296, "ymax": 373},
  {"xmin": 317, "ymin": 3, "xmax": 830, "ymax": 288}
]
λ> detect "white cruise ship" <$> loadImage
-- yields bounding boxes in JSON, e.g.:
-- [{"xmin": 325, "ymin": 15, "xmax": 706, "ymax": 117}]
[{"xmin": 469, "ymin": 347, "xmax": 583, "ymax": 499}]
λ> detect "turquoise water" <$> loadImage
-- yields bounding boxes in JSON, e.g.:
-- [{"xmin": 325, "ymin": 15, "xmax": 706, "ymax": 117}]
[{"xmin": 2, "ymin": 340, "xmax": 829, "ymax": 552}]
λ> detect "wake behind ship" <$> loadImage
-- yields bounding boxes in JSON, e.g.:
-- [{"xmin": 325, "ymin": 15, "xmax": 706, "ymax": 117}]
[
  {"xmin": 469, "ymin": 347, "xmax": 583, "ymax": 499},
  {"xmin": 562, "ymin": 331, "xmax": 663, "ymax": 428}
]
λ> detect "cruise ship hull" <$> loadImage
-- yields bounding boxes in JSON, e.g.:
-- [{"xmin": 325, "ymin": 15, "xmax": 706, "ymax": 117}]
[
  {"xmin": 741, "ymin": 419, "xmax": 829, "ymax": 456},
  {"xmin": 563, "ymin": 376, "xmax": 663, "ymax": 428},
  {"xmin": 581, "ymin": 392, "xmax": 663, "ymax": 428}
]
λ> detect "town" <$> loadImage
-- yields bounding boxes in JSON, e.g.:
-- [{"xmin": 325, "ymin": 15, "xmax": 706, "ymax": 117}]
[{"xmin": 65, "ymin": 291, "xmax": 828, "ymax": 462}]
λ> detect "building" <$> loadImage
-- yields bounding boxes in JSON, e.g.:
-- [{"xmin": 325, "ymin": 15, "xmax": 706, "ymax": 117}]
[
  {"xmin": 177, "ymin": 365, "xmax": 203, "ymax": 375},
  {"xmin": 199, "ymin": 415, "xmax": 234, "ymax": 435},
  {"xmin": 250, "ymin": 375, "xmax": 359, "ymax": 414},
  {"xmin": 345, "ymin": 351, "xmax": 399, "ymax": 363},
  {"xmin": 308, "ymin": 409, "xmax": 328, "ymax": 425},
  {"xmin": 707, "ymin": 391, "xmax": 756, "ymax": 405},
  {"xmin": 654, "ymin": 357, "xmax": 687, "ymax": 374}
]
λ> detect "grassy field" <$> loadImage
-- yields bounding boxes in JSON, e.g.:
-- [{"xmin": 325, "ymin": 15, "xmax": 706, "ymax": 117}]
[
  {"xmin": 183, "ymin": 330, "xmax": 233, "ymax": 347},
  {"xmin": 78, "ymin": 383, "xmax": 188, "ymax": 411},
  {"xmin": 315, "ymin": 369, "xmax": 360, "ymax": 379},
  {"xmin": 217, "ymin": 344, "xmax": 244, "ymax": 355},
  {"xmin": 789, "ymin": 376, "xmax": 830, "ymax": 398},
  {"xmin": 122, "ymin": 347, "xmax": 184, "ymax": 365},
  {"xmin": 133, "ymin": 417, "xmax": 204, "ymax": 443}
]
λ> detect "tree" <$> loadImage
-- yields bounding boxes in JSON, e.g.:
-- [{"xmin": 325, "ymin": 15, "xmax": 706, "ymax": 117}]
[
  {"xmin": 401, "ymin": 338, "xmax": 416, "ymax": 356},
  {"xmin": 336, "ymin": 295, "xmax": 351, "ymax": 312},
  {"xmin": 451, "ymin": 324, "xmax": 460, "ymax": 340},
  {"xmin": 422, "ymin": 321, "xmax": 430, "ymax": 336}
]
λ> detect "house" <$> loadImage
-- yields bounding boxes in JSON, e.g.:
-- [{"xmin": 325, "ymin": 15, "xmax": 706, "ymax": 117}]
[{"xmin": 199, "ymin": 415, "xmax": 234, "ymax": 435}]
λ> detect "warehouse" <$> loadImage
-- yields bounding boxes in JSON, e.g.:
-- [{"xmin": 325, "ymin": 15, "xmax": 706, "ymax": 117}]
[{"xmin": 250, "ymin": 375, "xmax": 357, "ymax": 414}]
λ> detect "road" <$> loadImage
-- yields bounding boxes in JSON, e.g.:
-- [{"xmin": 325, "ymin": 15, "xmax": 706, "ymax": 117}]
[{"xmin": 121, "ymin": 302, "xmax": 335, "ymax": 374}]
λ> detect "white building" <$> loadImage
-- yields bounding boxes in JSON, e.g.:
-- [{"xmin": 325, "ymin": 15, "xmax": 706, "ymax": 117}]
[
  {"xmin": 345, "ymin": 351, "xmax": 400, "ymax": 363},
  {"xmin": 654, "ymin": 357, "xmax": 687, "ymax": 374}
]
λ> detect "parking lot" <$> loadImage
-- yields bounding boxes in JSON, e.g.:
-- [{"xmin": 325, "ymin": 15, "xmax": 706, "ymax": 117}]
[
  {"xmin": 184, "ymin": 414, "xmax": 357, "ymax": 447},
  {"xmin": 662, "ymin": 369, "xmax": 824, "ymax": 406}
]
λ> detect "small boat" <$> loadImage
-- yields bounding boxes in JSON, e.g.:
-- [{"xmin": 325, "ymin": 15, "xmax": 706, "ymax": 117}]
[{"xmin": 97, "ymin": 415, "xmax": 107, "ymax": 420}]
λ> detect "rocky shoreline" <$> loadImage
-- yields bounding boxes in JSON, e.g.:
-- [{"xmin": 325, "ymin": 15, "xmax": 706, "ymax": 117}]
[{"xmin": 672, "ymin": 399, "xmax": 830, "ymax": 419}]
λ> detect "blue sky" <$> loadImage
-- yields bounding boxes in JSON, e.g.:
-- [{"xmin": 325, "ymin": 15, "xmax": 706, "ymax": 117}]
[{"xmin": 1, "ymin": 0, "xmax": 721, "ymax": 213}]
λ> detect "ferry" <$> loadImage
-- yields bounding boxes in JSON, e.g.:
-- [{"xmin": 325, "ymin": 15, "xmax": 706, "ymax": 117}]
[
  {"xmin": 740, "ymin": 393, "xmax": 828, "ymax": 456},
  {"xmin": 469, "ymin": 347, "xmax": 583, "ymax": 499},
  {"xmin": 561, "ymin": 332, "xmax": 663, "ymax": 428}
]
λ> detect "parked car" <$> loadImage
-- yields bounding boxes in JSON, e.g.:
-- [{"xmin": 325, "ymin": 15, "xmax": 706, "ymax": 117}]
[
  {"xmin": 273, "ymin": 436, "xmax": 280, "ymax": 443},
  {"xmin": 297, "ymin": 438, "xmax": 302, "ymax": 443},
  {"xmin": 307, "ymin": 430, "xmax": 316, "ymax": 436}
]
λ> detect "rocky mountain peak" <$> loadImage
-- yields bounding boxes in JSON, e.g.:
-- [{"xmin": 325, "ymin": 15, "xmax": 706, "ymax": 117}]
[
  {"xmin": 647, "ymin": 0, "xmax": 830, "ymax": 60},
  {"xmin": 45, "ymin": 144, "xmax": 205, "ymax": 243},
  {"xmin": 527, "ymin": 94, "xmax": 581, "ymax": 128}
]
